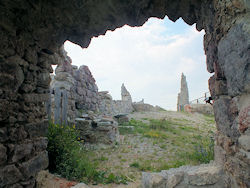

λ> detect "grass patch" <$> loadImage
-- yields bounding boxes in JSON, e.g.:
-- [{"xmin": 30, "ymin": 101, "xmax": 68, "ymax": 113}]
[
  {"xmin": 203, "ymin": 114, "xmax": 215, "ymax": 124},
  {"xmin": 47, "ymin": 122, "xmax": 127, "ymax": 184}
]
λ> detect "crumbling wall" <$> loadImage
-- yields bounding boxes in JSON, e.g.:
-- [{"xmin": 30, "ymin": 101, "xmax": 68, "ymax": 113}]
[
  {"xmin": 50, "ymin": 47, "xmax": 99, "ymax": 121},
  {"xmin": 98, "ymin": 84, "xmax": 134, "ymax": 116},
  {"xmin": 0, "ymin": 37, "xmax": 51, "ymax": 187}
]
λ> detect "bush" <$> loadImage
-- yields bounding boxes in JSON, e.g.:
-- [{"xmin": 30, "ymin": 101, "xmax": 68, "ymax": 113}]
[
  {"xmin": 47, "ymin": 122, "xmax": 127, "ymax": 184},
  {"xmin": 189, "ymin": 136, "xmax": 214, "ymax": 163}
]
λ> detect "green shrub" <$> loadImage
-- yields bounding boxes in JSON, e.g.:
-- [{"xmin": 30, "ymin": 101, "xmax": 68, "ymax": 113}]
[
  {"xmin": 47, "ymin": 122, "xmax": 127, "ymax": 184},
  {"xmin": 189, "ymin": 136, "xmax": 214, "ymax": 163},
  {"xmin": 179, "ymin": 136, "xmax": 214, "ymax": 164},
  {"xmin": 130, "ymin": 162, "xmax": 140, "ymax": 168}
]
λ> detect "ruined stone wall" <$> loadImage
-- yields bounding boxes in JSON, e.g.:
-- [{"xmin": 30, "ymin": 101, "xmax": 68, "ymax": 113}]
[
  {"xmin": 206, "ymin": 1, "xmax": 250, "ymax": 187},
  {"xmin": 50, "ymin": 47, "xmax": 76, "ymax": 120},
  {"xmin": 0, "ymin": 35, "xmax": 51, "ymax": 187},
  {"xmin": 98, "ymin": 84, "xmax": 134, "ymax": 116},
  {"xmin": 50, "ymin": 47, "xmax": 99, "ymax": 121},
  {"xmin": 74, "ymin": 65, "xmax": 99, "ymax": 113}
]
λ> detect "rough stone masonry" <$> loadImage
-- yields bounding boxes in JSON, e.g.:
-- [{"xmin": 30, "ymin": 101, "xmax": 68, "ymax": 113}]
[{"xmin": 0, "ymin": 0, "xmax": 249, "ymax": 187}]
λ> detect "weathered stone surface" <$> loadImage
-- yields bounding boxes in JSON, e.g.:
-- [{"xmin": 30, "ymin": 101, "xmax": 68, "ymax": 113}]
[
  {"xmin": 34, "ymin": 138, "xmax": 48, "ymax": 152},
  {"xmin": 24, "ymin": 121, "xmax": 48, "ymax": 138},
  {"xmin": 0, "ymin": 143, "xmax": 7, "ymax": 165},
  {"xmin": 0, "ymin": 165, "xmax": 23, "ymax": 187},
  {"xmin": 187, "ymin": 165, "xmax": 222, "ymax": 186},
  {"xmin": 19, "ymin": 151, "xmax": 49, "ymax": 178},
  {"xmin": 98, "ymin": 84, "xmax": 134, "ymax": 116},
  {"xmin": 9, "ymin": 126, "xmax": 28, "ymax": 141},
  {"xmin": 142, "ymin": 163, "xmax": 224, "ymax": 188},
  {"xmin": 0, "ymin": 127, "xmax": 8, "ymax": 142},
  {"xmin": 11, "ymin": 143, "xmax": 33, "ymax": 163},
  {"xmin": 142, "ymin": 172, "xmax": 166, "ymax": 188},
  {"xmin": 218, "ymin": 20, "xmax": 250, "ymax": 97},
  {"xmin": 239, "ymin": 106, "xmax": 250, "ymax": 133},
  {"xmin": 238, "ymin": 135, "xmax": 250, "ymax": 151},
  {"xmin": 76, "ymin": 116, "xmax": 119, "ymax": 144}
]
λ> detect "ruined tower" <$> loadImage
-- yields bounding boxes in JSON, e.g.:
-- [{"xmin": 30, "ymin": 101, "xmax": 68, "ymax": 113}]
[
  {"xmin": 177, "ymin": 73, "xmax": 189, "ymax": 111},
  {"xmin": 121, "ymin": 83, "xmax": 132, "ymax": 102}
]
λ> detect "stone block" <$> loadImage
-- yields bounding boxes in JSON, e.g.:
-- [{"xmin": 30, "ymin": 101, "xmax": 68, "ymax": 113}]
[
  {"xmin": 166, "ymin": 172, "xmax": 184, "ymax": 188},
  {"xmin": 0, "ymin": 127, "xmax": 8, "ymax": 142},
  {"xmin": 24, "ymin": 120, "xmax": 48, "ymax": 138},
  {"xmin": 37, "ymin": 71, "xmax": 51, "ymax": 88},
  {"xmin": 11, "ymin": 143, "xmax": 33, "ymax": 163},
  {"xmin": 142, "ymin": 172, "xmax": 166, "ymax": 188},
  {"xmin": 0, "ymin": 165, "xmax": 23, "ymax": 187},
  {"xmin": 34, "ymin": 137, "xmax": 48, "ymax": 152},
  {"xmin": 214, "ymin": 80, "xmax": 228, "ymax": 96},
  {"xmin": 238, "ymin": 135, "xmax": 250, "ymax": 151},
  {"xmin": 0, "ymin": 144, "xmax": 7, "ymax": 165},
  {"xmin": 19, "ymin": 151, "xmax": 48, "ymax": 178},
  {"xmin": 218, "ymin": 21, "xmax": 250, "ymax": 96},
  {"xmin": 9, "ymin": 126, "xmax": 28, "ymax": 141},
  {"xmin": 187, "ymin": 165, "xmax": 222, "ymax": 186},
  {"xmin": 213, "ymin": 97, "xmax": 233, "ymax": 136},
  {"xmin": 23, "ymin": 93, "xmax": 49, "ymax": 103},
  {"xmin": 239, "ymin": 106, "xmax": 250, "ymax": 133}
]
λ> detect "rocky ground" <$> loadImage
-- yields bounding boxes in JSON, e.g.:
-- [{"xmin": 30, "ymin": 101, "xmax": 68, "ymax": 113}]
[
  {"xmin": 86, "ymin": 111, "xmax": 216, "ymax": 188},
  {"xmin": 37, "ymin": 111, "xmax": 216, "ymax": 188}
]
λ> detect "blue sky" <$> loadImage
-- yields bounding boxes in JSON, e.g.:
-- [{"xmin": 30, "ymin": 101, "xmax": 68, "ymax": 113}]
[{"xmin": 64, "ymin": 16, "xmax": 212, "ymax": 110}]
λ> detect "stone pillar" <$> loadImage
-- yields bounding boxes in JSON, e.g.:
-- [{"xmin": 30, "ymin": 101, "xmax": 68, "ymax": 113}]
[
  {"xmin": 121, "ymin": 83, "xmax": 132, "ymax": 102},
  {"xmin": 0, "ymin": 33, "xmax": 51, "ymax": 187},
  {"xmin": 177, "ymin": 73, "xmax": 189, "ymax": 111},
  {"xmin": 208, "ymin": 5, "xmax": 250, "ymax": 187}
]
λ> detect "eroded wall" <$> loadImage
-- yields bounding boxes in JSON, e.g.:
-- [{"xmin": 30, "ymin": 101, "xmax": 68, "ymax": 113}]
[{"xmin": 0, "ymin": 0, "xmax": 249, "ymax": 187}]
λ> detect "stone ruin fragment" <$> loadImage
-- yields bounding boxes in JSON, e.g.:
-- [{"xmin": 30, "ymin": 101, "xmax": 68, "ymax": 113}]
[{"xmin": 177, "ymin": 73, "xmax": 189, "ymax": 111}]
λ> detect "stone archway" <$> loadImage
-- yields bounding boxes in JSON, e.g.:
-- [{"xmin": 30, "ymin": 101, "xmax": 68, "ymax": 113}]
[{"xmin": 0, "ymin": 0, "xmax": 249, "ymax": 187}]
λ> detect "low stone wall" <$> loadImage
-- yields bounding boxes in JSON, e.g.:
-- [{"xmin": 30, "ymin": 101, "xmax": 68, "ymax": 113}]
[
  {"xmin": 184, "ymin": 104, "xmax": 214, "ymax": 115},
  {"xmin": 113, "ymin": 100, "xmax": 134, "ymax": 115},
  {"xmin": 98, "ymin": 88, "xmax": 134, "ymax": 116},
  {"xmin": 142, "ymin": 162, "xmax": 225, "ymax": 188}
]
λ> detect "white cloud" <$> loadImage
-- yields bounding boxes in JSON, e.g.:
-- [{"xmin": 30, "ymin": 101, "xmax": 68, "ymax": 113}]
[{"xmin": 64, "ymin": 17, "xmax": 211, "ymax": 110}]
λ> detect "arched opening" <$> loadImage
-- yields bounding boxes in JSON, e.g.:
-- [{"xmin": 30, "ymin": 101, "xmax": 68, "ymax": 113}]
[{"xmin": 46, "ymin": 17, "xmax": 215, "ymax": 187}]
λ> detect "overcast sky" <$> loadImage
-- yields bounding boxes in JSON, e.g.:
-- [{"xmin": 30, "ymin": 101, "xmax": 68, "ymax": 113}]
[{"xmin": 64, "ymin": 16, "xmax": 212, "ymax": 110}]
